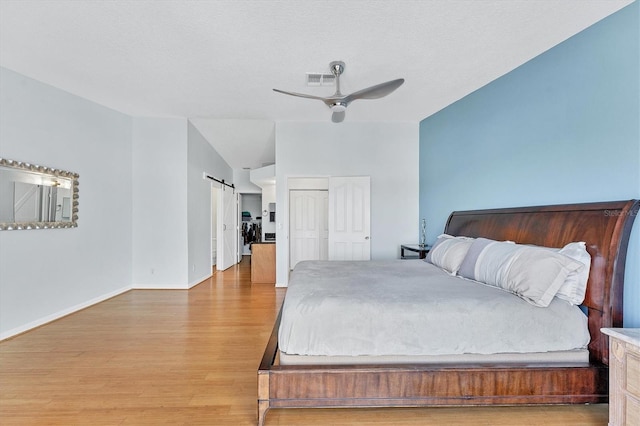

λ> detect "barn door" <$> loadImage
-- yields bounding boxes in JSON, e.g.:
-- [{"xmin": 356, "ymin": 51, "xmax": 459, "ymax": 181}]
[{"xmin": 217, "ymin": 184, "xmax": 237, "ymax": 271}]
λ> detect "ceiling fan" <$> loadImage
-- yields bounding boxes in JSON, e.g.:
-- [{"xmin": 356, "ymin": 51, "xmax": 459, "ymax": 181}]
[{"xmin": 273, "ymin": 61, "xmax": 404, "ymax": 123}]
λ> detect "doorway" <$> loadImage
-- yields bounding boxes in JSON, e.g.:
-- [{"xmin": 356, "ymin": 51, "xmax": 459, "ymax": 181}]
[{"xmin": 240, "ymin": 193, "xmax": 262, "ymax": 256}]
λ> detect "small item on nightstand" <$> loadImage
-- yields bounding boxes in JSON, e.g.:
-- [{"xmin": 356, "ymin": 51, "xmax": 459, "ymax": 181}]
[{"xmin": 419, "ymin": 218, "xmax": 427, "ymax": 247}]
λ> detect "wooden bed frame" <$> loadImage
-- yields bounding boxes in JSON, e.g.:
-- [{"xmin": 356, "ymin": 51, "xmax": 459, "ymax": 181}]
[{"xmin": 257, "ymin": 200, "xmax": 639, "ymax": 426}]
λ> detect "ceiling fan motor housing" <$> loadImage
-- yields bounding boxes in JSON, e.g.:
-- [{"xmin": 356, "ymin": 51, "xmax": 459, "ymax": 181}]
[{"xmin": 329, "ymin": 102, "xmax": 347, "ymax": 112}]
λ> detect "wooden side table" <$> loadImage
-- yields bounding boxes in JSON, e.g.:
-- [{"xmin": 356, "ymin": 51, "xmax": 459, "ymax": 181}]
[
  {"xmin": 601, "ymin": 328, "xmax": 640, "ymax": 426},
  {"xmin": 400, "ymin": 244, "xmax": 430, "ymax": 259}
]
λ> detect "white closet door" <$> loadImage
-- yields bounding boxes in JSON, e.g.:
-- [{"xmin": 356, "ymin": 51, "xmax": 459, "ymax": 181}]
[
  {"xmin": 328, "ymin": 176, "xmax": 371, "ymax": 261},
  {"xmin": 289, "ymin": 190, "xmax": 328, "ymax": 270}
]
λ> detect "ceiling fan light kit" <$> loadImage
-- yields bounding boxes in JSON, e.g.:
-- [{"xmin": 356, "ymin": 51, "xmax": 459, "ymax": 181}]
[{"xmin": 273, "ymin": 61, "xmax": 404, "ymax": 123}]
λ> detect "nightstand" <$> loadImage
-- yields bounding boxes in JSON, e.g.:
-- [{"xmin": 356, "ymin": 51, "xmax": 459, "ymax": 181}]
[
  {"xmin": 601, "ymin": 328, "xmax": 640, "ymax": 426},
  {"xmin": 400, "ymin": 244, "xmax": 431, "ymax": 259}
]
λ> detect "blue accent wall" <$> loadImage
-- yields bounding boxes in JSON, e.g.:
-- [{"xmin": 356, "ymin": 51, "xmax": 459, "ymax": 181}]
[{"xmin": 419, "ymin": 2, "xmax": 639, "ymax": 326}]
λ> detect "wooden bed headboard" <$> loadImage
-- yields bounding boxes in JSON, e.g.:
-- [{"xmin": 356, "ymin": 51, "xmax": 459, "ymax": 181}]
[{"xmin": 445, "ymin": 200, "xmax": 639, "ymax": 365}]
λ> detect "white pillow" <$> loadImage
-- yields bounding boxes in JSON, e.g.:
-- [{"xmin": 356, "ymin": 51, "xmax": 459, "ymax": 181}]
[
  {"xmin": 425, "ymin": 234, "xmax": 474, "ymax": 275},
  {"xmin": 458, "ymin": 238, "xmax": 584, "ymax": 307},
  {"xmin": 552, "ymin": 242, "xmax": 591, "ymax": 305}
]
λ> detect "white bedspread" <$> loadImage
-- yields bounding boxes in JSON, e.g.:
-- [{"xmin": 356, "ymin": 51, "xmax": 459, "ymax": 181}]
[{"xmin": 278, "ymin": 260, "xmax": 590, "ymax": 357}]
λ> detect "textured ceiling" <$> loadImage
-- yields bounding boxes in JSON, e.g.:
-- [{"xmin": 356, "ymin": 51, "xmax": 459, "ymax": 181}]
[{"xmin": 0, "ymin": 0, "xmax": 633, "ymax": 169}]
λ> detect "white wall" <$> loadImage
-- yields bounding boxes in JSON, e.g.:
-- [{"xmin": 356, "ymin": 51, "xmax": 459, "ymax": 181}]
[
  {"xmin": 187, "ymin": 121, "xmax": 233, "ymax": 286},
  {"xmin": 275, "ymin": 121, "xmax": 419, "ymax": 286},
  {"xmin": 0, "ymin": 67, "xmax": 133, "ymax": 338},
  {"xmin": 131, "ymin": 117, "xmax": 189, "ymax": 289},
  {"xmin": 241, "ymin": 194, "xmax": 262, "ymax": 221},
  {"xmin": 233, "ymin": 169, "xmax": 262, "ymax": 193},
  {"xmin": 0, "ymin": 69, "xmax": 239, "ymax": 337},
  {"xmin": 131, "ymin": 120, "xmax": 234, "ymax": 289}
]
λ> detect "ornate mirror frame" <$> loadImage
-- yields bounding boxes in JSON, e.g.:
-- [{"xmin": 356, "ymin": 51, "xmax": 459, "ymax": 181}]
[{"xmin": 0, "ymin": 158, "xmax": 79, "ymax": 230}]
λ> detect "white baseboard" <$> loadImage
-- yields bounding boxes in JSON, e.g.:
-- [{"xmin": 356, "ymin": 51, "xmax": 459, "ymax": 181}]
[
  {"xmin": 0, "ymin": 285, "xmax": 131, "ymax": 341},
  {"xmin": 188, "ymin": 272, "xmax": 212, "ymax": 288},
  {"xmin": 132, "ymin": 282, "xmax": 189, "ymax": 289},
  {"xmin": 131, "ymin": 273, "xmax": 212, "ymax": 290}
]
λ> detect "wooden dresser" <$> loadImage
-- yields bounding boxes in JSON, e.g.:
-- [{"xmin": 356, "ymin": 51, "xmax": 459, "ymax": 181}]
[
  {"xmin": 602, "ymin": 328, "xmax": 640, "ymax": 426},
  {"xmin": 251, "ymin": 243, "xmax": 276, "ymax": 283}
]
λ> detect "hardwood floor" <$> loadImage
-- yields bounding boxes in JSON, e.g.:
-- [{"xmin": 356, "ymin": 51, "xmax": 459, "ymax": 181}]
[{"xmin": 1, "ymin": 257, "xmax": 608, "ymax": 425}]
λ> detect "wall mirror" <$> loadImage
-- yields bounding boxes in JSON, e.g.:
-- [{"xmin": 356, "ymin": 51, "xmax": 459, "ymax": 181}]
[{"xmin": 0, "ymin": 158, "xmax": 79, "ymax": 230}]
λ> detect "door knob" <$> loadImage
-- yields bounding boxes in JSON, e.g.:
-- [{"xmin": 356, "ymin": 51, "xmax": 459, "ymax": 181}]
[{"xmin": 365, "ymin": 236, "xmax": 370, "ymax": 240}]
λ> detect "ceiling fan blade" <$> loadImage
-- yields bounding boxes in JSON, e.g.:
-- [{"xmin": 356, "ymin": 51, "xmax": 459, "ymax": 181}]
[
  {"xmin": 331, "ymin": 110, "xmax": 346, "ymax": 123},
  {"xmin": 345, "ymin": 78, "xmax": 405, "ymax": 102},
  {"xmin": 273, "ymin": 88, "xmax": 327, "ymax": 101}
]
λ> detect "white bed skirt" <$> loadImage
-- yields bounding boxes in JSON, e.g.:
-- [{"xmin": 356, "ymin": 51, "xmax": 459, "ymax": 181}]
[{"xmin": 278, "ymin": 348, "xmax": 589, "ymax": 365}]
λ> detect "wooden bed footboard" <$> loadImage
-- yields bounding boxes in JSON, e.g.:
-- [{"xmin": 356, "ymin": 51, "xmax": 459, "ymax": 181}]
[
  {"xmin": 257, "ymin": 309, "xmax": 608, "ymax": 426},
  {"xmin": 257, "ymin": 200, "xmax": 639, "ymax": 426}
]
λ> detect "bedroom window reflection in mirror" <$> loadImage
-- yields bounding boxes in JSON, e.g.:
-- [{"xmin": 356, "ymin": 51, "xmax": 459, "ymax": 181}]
[{"xmin": 0, "ymin": 158, "xmax": 79, "ymax": 230}]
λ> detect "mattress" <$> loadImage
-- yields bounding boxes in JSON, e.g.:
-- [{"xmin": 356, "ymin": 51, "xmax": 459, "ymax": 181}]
[{"xmin": 278, "ymin": 260, "xmax": 590, "ymax": 359}]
